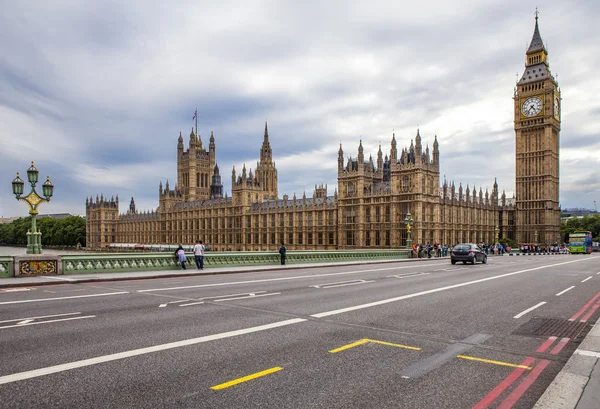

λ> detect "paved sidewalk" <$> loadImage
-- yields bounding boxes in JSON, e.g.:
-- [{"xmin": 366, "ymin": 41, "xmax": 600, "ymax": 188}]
[
  {"xmin": 534, "ymin": 321, "xmax": 600, "ymax": 409},
  {"xmin": 0, "ymin": 256, "xmax": 448, "ymax": 288}
]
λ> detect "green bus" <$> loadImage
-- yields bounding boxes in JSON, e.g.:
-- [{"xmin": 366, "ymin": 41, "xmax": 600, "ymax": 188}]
[{"xmin": 569, "ymin": 231, "xmax": 593, "ymax": 254}]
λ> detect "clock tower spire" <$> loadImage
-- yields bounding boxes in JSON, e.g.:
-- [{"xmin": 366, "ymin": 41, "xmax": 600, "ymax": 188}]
[{"xmin": 514, "ymin": 10, "xmax": 561, "ymax": 245}]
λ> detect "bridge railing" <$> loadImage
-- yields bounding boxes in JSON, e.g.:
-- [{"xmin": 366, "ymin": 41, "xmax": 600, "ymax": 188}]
[{"xmin": 4, "ymin": 249, "xmax": 410, "ymax": 276}]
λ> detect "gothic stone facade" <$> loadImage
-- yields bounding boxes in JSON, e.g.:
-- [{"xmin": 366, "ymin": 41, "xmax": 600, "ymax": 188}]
[{"xmin": 86, "ymin": 17, "xmax": 559, "ymax": 250}]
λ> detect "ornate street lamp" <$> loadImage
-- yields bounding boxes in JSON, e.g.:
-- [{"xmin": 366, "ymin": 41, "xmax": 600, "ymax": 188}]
[
  {"xmin": 404, "ymin": 212, "xmax": 414, "ymax": 250},
  {"xmin": 534, "ymin": 230, "xmax": 538, "ymax": 245},
  {"xmin": 495, "ymin": 225, "xmax": 500, "ymax": 245},
  {"xmin": 12, "ymin": 161, "xmax": 54, "ymax": 254}
]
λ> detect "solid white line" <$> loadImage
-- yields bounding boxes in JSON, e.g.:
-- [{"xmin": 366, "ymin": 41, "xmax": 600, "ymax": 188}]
[
  {"xmin": 0, "ymin": 315, "xmax": 96, "ymax": 330},
  {"xmin": 214, "ymin": 292, "xmax": 281, "ymax": 302},
  {"xmin": 513, "ymin": 302, "xmax": 547, "ymax": 319},
  {"xmin": 179, "ymin": 301, "xmax": 205, "ymax": 307},
  {"xmin": 137, "ymin": 263, "xmax": 444, "ymax": 293},
  {"xmin": 0, "ymin": 292, "xmax": 129, "ymax": 305},
  {"xmin": 310, "ymin": 257, "xmax": 597, "ymax": 318},
  {"xmin": 159, "ymin": 304, "xmax": 168, "ymax": 308},
  {"xmin": 1, "ymin": 288, "xmax": 32, "ymax": 292},
  {"xmin": 17, "ymin": 320, "xmax": 34, "ymax": 325},
  {"xmin": 311, "ymin": 279, "xmax": 371, "ymax": 289},
  {"xmin": 388, "ymin": 273, "xmax": 431, "ymax": 279},
  {"xmin": 199, "ymin": 291, "xmax": 266, "ymax": 300},
  {"xmin": 0, "ymin": 318, "xmax": 306, "ymax": 385},
  {"xmin": 0, "ymin": 312, "xmax": 81, "ymax": 324},
  {"xmin": 320, "ymin": 281, "xmax": 374, "ymax": 289},
  {"xmin": 556, "ymin": 286, "xmax": 575, "ymax": 296},
  {"xmin": 581, "ymin": 276, "xmax": 592, "ymax": 283},
  {"xmin": 574, "ymin": 349, "xmax": 600, "ymax": 358}
]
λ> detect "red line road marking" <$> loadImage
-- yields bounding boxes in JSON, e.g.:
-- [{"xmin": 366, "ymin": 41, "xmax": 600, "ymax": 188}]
[
  {"xmin": 549, "ymin": 337, "xmax": 570, "ymax": 355},
  {"xmin": 536, "ymin": 336, "xmax": 557, "ymax": 353},
  {"xmin": 570, "ymin": 291, "xmax": 600, "ymax": 321},
  {"xmin": 472, "ymin": 336, "xmax": 557, "ymax": 409},
  {"xmin": 496, "ymin": 360, "xmax": 551, "ymax": 409},
  {"xmin": 580, "ymin": 301, "xmax": 600, "ymax": 322},
  {"xmin": 472, "ymin": 357, "xmax": 535, "ymax": 409}
]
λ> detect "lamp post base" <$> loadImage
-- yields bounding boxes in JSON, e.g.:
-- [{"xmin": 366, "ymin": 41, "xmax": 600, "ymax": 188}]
[{"xmin": 26, "ymin": 231, "xmax": 43, "ymax": 254}]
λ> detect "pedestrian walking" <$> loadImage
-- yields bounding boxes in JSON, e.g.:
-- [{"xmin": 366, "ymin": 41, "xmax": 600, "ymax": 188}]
[
  {"xmin": 193, "ymin": 240, "xmax": 205, "ymax": 270},
  {"xmin": 175, "ymin": 245, "xmax": 187, "ymax": 270},
  {"xmin": 279, "ymin": 243, "xmax": 287, "ymax": 265}
]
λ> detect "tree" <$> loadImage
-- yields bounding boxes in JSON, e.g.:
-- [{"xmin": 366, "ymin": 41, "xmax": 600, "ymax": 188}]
[
  {"xmin": 561, "ymin": 215, "xmax": 600, "ymax": 242},
  {"xmin": 0, "ymin": 216, "xmax": 86, "ymax": 247}
]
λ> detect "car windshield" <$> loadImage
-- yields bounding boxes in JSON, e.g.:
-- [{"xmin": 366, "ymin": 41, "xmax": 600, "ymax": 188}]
[{"xmin": 454, "ymin": 244, "xmax": 472, "ymax": 251}]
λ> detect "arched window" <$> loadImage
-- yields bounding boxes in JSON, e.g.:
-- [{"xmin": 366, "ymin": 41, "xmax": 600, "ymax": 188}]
[{"xmin": 197, "ymin": 173, "xmax": 200, "ymax": 187}]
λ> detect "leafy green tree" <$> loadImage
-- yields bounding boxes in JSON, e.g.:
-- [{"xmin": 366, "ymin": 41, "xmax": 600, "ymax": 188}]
[
  {"xmin": 561, "ymin": 215, "xmax": 600, "ymax": 242},
  {"xmin": 0, "ymin": 215, "xmax": 86, "ymax": 247}
]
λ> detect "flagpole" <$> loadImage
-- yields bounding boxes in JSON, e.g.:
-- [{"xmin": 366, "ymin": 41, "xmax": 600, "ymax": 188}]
[{"xmin": 195, "ymin": 106, "xmax": 198, "ymax": 136}]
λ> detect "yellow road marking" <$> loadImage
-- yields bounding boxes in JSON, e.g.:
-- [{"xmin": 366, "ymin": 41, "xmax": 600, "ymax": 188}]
[
  {"xmin": 329, "ymin": 338, "xmax": 421, "ymax": 353},
  {"xmin": 210, "ymin": 367, "xmax": 283, "ymax": 390},
  {"xmin": 366, "ymin": 339, "xmax": 421, "ymax": 351},
  {"xmin": 329, "ymin": 339, "xmax": 370, "ymax": 353},
  {"xmin": 457, "ymin": 355, "xmax": 532, "ymax": 370}
]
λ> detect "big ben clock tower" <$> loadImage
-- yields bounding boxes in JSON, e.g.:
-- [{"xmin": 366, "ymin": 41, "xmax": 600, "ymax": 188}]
[{"xmin": 514, "ymin": 11, "xmax": 561, "ymax": 245}]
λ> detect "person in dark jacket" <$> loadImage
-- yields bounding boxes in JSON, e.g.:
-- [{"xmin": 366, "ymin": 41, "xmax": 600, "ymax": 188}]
[
  {"xmin": 175, "ymin": 245, "xmax": 187, "ymax": 270},
  {"xmin": 279, "ymin": 243, "xmax": 287, "ymax": 265}
]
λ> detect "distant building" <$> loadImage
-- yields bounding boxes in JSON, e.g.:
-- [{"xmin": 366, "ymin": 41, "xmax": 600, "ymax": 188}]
[
  {"xmin": 38, "ymin": 213, "xmax": 74, "ymax": 219},
  {"xmin": 86, "ymin": 15, "xmax": 560, "ymax": 249},
  {"xmin": 0, "ymin": 217, "xmax": 20, "ymax": 225}
]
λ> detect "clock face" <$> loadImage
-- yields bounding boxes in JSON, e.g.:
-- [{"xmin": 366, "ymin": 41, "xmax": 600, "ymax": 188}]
[
  {"xmin": 522, "ymin": 97, "xmax": 543, "ymax": 117},
  {"xmin": 554, "ymin": 97, "xmax": 560, "ymax": 119}
]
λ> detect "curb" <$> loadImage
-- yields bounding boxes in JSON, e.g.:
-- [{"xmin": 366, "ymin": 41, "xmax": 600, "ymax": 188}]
[
  {"xmin": 534, "ymin": 321, "xmax": 600, "ymax": 409},
  {"xmin": 0, "ymin": 256, "xmax": 448, "ymax": 289}
]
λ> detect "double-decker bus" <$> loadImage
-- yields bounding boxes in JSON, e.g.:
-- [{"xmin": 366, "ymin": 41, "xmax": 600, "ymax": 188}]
[{"xmin": 568, "ymin": 231, "xmax": 593, "ymax": 254}]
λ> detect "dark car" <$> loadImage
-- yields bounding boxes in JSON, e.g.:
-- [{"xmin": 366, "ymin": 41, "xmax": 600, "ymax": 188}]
[{"xmin": 451, "ymin": 243, "xmax": 487, "ymax": 265}]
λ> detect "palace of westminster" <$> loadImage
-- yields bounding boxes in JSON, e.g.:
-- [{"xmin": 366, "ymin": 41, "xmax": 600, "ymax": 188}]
[{"xmin": 86, "ymin": 15, "xmax": 562, "ymax": 250}]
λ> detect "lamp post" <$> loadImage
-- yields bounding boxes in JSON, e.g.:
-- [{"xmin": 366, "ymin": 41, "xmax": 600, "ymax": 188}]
[
  {"xmin": 495, "ymin": 225, "xmax": 500, "ymax": 245},
  {"xmin": 534, "ymin": 230, "xmax": 538, "ymax": 245},
  {"xmin": 404, "ymin": 212, "xmax": 414, "ymax": 249},
  {"xmin": 11, "ymin": 162, "xmax": 54, "ymax": 254}
]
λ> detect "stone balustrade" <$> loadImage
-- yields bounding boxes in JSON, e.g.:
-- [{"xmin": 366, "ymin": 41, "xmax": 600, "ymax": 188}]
[{"xmin": 4, "ymin": 249, "xmax": 410, "ymax": 277}]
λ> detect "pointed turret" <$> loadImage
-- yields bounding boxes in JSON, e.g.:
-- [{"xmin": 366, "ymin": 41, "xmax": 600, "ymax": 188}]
[
  {"xmin": 358, "ymin": 140, "xmax": 364, "ymax": 164},
  {"xmin": 415, "ymin": 129, "xmax": 422, "ymax": 155},
  {"xmin": 129, "ymin": 197, "xmax": 136, "ymax": 214},
  {"xmin": 390, "ymin": 133, "xmax": 397, "ymax": 162},
  {"xmin": 338, "ymin": 144, "xmax": 344, "ymax": 171},
  {"xmin": 177, "ymin": 131, "xmax": 184, "ymax": 154},
  {"xmin": 210, "ymin": 162, "xmax": 223, "ymax": 199},
  {"xmin": 527, "ymin": 10, "xmax": 546, "ymax": 55},
  {"xmin": 519, "ymin": 11, "xmax": 552, "ymax": 84},
  {"xmin": 433, "ymin": 134, "xmax": 439, "ymax": 165},
  {"xmin": 231, "ymin": 166, "xmax": 236, "ymax": 185},
  {"xmin": 260, "ymin": 121, "xmax": 273, "ymax": 164},
  {"xmin": 189, "ymin": 127, "xmax": 196, "ymax": 149}
]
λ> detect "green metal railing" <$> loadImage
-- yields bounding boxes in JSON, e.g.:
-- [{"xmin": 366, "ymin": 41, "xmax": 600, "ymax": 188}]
[{"xmin": 60, "ymin": 249, "xmax": 410, "ymax": 275}]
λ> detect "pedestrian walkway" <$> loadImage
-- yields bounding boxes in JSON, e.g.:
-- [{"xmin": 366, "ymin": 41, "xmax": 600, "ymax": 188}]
[{"xmin": 0, "ymin": 256, "xmax": 448, "ymax": 289}]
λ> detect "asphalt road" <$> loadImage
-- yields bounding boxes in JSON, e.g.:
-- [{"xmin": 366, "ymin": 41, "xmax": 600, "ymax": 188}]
[{"xmin": 1, "ymin": 255, "xmax": 599, "ymax": 409}]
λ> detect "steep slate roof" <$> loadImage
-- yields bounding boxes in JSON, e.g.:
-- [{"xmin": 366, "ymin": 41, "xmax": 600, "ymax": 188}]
[{"xmin": 527, "ymin": 16, "xmax": 546, "ymax": 55}]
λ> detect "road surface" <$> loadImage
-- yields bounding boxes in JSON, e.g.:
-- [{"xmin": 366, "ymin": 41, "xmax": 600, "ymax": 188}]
[{"xmin": 1, "ymin": 255, "xmax": 599, "ymax": 408}]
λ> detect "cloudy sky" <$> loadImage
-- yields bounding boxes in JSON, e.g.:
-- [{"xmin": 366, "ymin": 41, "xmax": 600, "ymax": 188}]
[{"xmin": 1, "ymin": 0, "xmax": 599, "ymax": 218}]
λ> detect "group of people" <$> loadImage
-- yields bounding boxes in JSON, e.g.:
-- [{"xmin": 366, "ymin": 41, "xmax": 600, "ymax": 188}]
[
  {"xmin": 520, "ymin": 244, "xmax": 568, "ymax": 254},
  {"xmin": 175, "ymin": 240, "xmax": 205, "ymax": 270},
  {"xmin": 411, "ymin": 243, "xmax": 449, "ymax": 258},
  {"xmin": 174, "ymin": 241, "xmax": 288, "ymax": 270}
]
